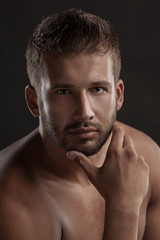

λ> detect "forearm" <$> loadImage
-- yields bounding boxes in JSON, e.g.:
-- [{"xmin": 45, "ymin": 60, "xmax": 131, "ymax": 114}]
[{"xmin": 102, "ymin": 202, "xmax": 140, "ymax": 240}]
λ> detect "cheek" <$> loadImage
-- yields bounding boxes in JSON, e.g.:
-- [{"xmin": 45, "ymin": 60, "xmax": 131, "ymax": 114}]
[
  {"xmin": 41, "ymin": 98, "xmax": 71, "ymax": 127},
  {"xmin": 93, "ymin": 94, "xmax": 116, "ymax": 116},
  {"xmin": 39, "ymin": 90, "xmax": 71, "ymax": 127}
]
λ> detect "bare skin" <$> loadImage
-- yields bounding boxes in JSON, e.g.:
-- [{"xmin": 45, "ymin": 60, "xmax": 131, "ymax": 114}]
[
  {"xmin": 0, "ymin": 53, "xmax": 159, "ymax": 239},
  {"xmin": 0, "ymin": 123, "xmax": 159, "ymax": 239}
]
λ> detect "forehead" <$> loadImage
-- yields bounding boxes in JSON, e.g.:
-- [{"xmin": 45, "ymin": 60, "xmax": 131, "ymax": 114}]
[{"xmin": 41, "ymin": 53, "xmax": 114, "ymax": 87}]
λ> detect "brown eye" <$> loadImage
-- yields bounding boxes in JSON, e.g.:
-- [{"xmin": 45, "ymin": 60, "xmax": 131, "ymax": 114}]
[
  {"xmin": 91, "ymin": 87, "xmax": 104, "ymax": 93},
  {"xmin": 57, "ymin": 89, "xmax": 71, "ymax": 95}
]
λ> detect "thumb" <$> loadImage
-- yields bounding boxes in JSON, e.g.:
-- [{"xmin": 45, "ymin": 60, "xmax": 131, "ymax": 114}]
[{"xmin": 66, "ymin": 151, "xmax": 98, "ymax": 182}]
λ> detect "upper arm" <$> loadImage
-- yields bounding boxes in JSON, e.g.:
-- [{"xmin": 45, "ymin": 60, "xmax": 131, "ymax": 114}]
[
  {"xmin": 125, "ymin": 126, "xmax": 160, "ymax": 240},
  {"xmin": 141, "ymin": 138, "xmax": 160, "ymax": 239},
  {"xmin": 143, "ymin": 199, "xmax": 160, "ymax": 239}
]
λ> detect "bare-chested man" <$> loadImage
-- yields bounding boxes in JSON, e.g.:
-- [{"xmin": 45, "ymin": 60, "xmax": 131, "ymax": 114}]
[{"xmin": 0, "ymin": 9, "xmax": 160, "ymax": 240}]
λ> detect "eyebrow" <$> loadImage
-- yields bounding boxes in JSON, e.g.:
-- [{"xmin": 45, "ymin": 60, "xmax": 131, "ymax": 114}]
[
  {"xmin": 51, "ymin": 83, "xmax": 74, "ymax": 89},
  {"xmin": 90, "ymin": 81, "xmax": 112, "ymax": 88},
  {"xmin": 51, "ymin": 81, "xmax": 112, "ymax": 89}
]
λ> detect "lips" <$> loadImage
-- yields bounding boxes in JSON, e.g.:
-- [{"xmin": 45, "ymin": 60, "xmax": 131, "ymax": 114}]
[
  {"xmin": 69, "ymin": 127, "xmax": 97, "ymax": 134},
  {"xmin": 68, "ymin": 127, "xmax": 98, "ymax": 139}
]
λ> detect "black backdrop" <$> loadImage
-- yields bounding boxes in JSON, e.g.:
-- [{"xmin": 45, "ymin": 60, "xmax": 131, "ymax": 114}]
[{"xmin": 0, "ymin": 0, "xmax": 160, "ymax": 150}]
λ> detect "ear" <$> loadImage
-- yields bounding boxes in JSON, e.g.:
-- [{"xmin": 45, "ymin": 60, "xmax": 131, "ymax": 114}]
[
  {"xmin": 25, "ymin": 85, "xmax": 39, "ymax": 117},
  {"xmin": 116, "ymin": 79, "xmax": 124, "ymax": 111}
]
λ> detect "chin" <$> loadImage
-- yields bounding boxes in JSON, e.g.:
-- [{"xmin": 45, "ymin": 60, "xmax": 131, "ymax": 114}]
[{"xmin": 62, "ymin": 141, "xmax": 105, "ymax": 157}]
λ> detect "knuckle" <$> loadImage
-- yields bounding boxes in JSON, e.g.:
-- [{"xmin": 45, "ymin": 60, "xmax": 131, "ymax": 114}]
[
  {"xmin": 138, "ymin": 155, "xmax": 144, "ymax": 161},
  {"xmin": 125, "ymin": 134, "xmax": 132, "ymax": 141},
  {"xmin": 108, "ymin": 147, "xmax": 120, "ymax": 157},
  {"xmin": 78, "ymin": 156, "xmax": 84, "ymax": 165},
  {"xmin": 138, "ymin": 155, "xmax": 149, "ymax": 170},
  {"xmin": 73, "ymin": 154, "xmax": 86, "ymax": 166},
  {"xmin": 113, "ymin": 125, "xmax": 124, "ymax": 134},
  {"xmin": 125, "ymin": 146, "xmax": 136, "ymax": 157},
  {"xmin": 138, "ymin": 155, "xmax": 147, "ymax": 165},
  {"xmin": 117, "ymin": 128, "xmax": 124, "ymax": 135}
]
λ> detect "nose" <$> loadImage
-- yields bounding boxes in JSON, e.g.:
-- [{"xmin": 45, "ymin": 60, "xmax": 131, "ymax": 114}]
[{"xmin": 73, "ymin": 92, "xmax": 95, "ymax": 121}]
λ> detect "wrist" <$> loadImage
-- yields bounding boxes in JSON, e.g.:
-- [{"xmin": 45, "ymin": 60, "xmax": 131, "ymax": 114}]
[
  {"xmin": 103, "ymin": 200, "xmax": 140, "ymax": 240},
  {"xmin": 105, "ymin": 196, "xmax": 142, "ymax": 215}
]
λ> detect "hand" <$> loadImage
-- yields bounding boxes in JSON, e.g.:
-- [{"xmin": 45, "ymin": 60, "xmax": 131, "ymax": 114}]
[{"xmin": 66, "ymin": 124, "xmax": 149, "ymax": 210}]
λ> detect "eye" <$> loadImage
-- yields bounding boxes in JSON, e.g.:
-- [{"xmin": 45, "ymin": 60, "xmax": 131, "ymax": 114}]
[
  {"xmin": 56, "ymin": 89, "xmax": 71, "ymax": 95},
  {"xmin": 91, "ymin": 87, "xmax": 104, "ymax": 93}
]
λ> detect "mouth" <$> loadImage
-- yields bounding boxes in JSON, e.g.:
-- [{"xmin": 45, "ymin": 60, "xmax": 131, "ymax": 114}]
[{"xmin": 68, "ymin": 127, "xmax": 98, "ymax": 139}]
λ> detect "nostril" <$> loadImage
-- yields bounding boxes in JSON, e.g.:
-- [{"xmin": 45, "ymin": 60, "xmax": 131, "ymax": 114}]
[
  {"xmin": 89, "ymin": 115, "xmax": 94, "ymax": 120},
  {"xmin": 73, "ymin": 111, "xmax": 95, "ymax": 121}
]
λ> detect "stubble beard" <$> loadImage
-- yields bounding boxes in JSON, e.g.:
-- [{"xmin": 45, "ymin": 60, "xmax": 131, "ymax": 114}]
[{"xmin": 40, "ymin": 106, "xmax": 117, "ymax": 157}]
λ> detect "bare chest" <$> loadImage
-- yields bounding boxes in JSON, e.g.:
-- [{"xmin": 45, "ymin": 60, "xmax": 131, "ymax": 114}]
[
  {"xmin": 43, "ymin": 183, "xmax": 148, "ymax": 240},
  {"xmin": 59, "ymin": 192, "xmax": 105, "ymax": 240}
]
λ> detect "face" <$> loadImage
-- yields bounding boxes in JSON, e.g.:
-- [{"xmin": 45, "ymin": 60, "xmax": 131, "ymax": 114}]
[{"xmin": 35, "ymin": 53, "xmax": 123, "ymax": 156}]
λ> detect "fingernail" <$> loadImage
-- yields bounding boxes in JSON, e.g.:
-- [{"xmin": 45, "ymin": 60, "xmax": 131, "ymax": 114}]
[{"xmin": 66, "ymin": 152, "xmax": 75, "ymax": 160}]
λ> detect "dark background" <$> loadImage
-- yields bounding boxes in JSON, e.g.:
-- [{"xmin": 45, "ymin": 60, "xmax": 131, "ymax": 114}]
[{"xmin": 0, "ymin": 0, "xmax": 159, "ymax": 150}]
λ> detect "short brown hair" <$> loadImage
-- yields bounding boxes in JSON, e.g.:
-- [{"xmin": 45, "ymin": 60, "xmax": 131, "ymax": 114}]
[{"xmin": 26, "ymin": 9, "xmax": 121, "ymax": 88}]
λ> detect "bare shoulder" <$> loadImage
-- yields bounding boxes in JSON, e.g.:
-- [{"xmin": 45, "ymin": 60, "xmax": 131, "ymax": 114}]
[
  {"xmin": 0, "ymin": 128, "xmax": 43, "ymax": 181},
  {"xmin": 0, "ymin": 128, "xmax": 40, "ymax": 163},
  {"xmin": 0, "ymin": 129, "xmax": 62, "ymax": 240},
  {"xmin": 118, "ymin": 121, "xmax": 159, "ymax": 159},
  {"xmin": 0, "ymin": 128, "xmax": 42, "ymax": 202}
]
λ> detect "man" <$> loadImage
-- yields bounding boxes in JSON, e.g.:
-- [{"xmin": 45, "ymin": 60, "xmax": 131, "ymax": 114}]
[{"xmin": 0, "ymin": 9, "xmax": 159, "ymax": 240}]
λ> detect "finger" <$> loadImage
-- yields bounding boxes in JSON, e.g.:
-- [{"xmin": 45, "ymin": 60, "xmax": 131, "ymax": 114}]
[
  {"xmin": 123, "ymin": 135, "xmax": 137, "ymax": 154},
  {"xmin": 66, "ymin": 151, "xmax": 99, "ymax": 183},
  {"xmin": 123, "ymin": 134, "xmax": 134, "ymax": 147},
  {"xmin": 108, "ymin": 123, "xmax": 124, "ymax": 151}
]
